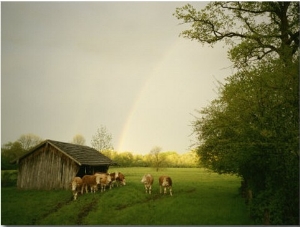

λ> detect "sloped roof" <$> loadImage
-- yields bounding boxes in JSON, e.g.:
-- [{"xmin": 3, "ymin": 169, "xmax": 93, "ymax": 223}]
[{"xmin": 14, "ymin": 139, "xmax": 115, "ymax": 166}]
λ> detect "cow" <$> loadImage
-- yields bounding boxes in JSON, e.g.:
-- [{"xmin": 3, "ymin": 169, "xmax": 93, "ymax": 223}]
[
  {"xmin": 81, "ymin": 174, "xmax": 101, "ymax": 194},
  {"xmin": 71, "ymin": 177, "xmax": 83, "ymax": 200},
  {"xmin": 94, "ymin": 172, "xmax": 111, "ymax": 192},
  {"xmin": 159, "ymin": 176, "xmax": 173, "ymax": 196},
  {"xmin": 109, "ymin": 171, "xmax": 126, "ymax": 188},
  {"xmin": 116, "ymin": 172, "xmax": 126, "ymax": 186},
  {"xmin": 141, "ymin": 174, "xmax": 154, "ymax": 194},
  {"xmin": 108, "ymin": 172, "xmax": 119, "ymax": 189}
]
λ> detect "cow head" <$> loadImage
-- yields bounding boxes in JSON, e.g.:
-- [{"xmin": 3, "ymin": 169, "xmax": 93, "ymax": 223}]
[
  {"xmin": 71, "ymin": 181, "xmax": 77, "ymax": 191},
  {"xmin": 141, "ymin": 175, "xmax": 147, "ymax": 184},
  {"xmin": 162, "ymin": 177, "xmax": 169, "ymax": 187}
]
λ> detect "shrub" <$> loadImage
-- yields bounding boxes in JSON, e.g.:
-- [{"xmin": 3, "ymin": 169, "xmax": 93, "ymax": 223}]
[{"xmin": 1, "ymin": 170, "xmax": 18, "ymax": 187}]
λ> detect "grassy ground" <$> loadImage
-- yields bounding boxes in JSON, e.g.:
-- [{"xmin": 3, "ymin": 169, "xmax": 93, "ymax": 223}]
[{"xmin": 1, "ymin": 167, "xmax": 254, "ymax": 225}]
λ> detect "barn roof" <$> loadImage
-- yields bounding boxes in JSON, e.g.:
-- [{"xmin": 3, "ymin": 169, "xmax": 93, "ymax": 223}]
[{"xmin": 14, "ymin": 139, "xmax": 115, "ymax": 166}]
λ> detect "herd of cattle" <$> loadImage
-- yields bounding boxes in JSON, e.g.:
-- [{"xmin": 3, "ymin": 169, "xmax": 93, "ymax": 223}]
[{"xmin": 71, "ymin": 172, "xmax": 172, "ymax": 200}]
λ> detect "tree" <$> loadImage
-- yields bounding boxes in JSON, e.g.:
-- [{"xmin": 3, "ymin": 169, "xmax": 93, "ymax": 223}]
[
  {"xmin": 114, "ymin": 152, "xmax": 134, "ymax": 167},
  {"xmin": 91, "ymin": 125, "xmax": 114, "ymax": 152},
  {"xmin": 2, "ymin": 133, "xmax": 43, "ymax": 170},
  {"xmin": 17, "ymin": 133, "xmax": 43, "ymax": 151},
  {"xmin": 1, "ymin": 141, "xmax": 26, "ymax": 170},
  {"xmin": 193, "ymin": 59, "xmax": 298, "ymax": 224},
  {"xmin": 175, "ymin": 2, "xmax": 299, "ymax": 224},
  {"xmin": 174, "ymin": 2, "xmax": 299, "ymax": 68},
  {"xmin": 71, "ymin": 134, "xmax": 86, "ymax": 145},
  {"xmin": 149, "ymin": 146, "xmax": 166, "ymax": 172}
]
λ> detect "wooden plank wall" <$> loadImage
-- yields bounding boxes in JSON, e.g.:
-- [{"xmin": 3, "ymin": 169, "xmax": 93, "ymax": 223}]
[{"xmin": 17, "ymin": 144, "xmax": 79, "ymax": 190}]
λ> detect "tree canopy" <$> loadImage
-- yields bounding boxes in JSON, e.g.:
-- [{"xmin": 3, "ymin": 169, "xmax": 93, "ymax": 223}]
[
  {"xmin": 174, "ymin": 2, "xmax": 299, "ymax": 68},
  {"xmin": 175, "ymin": 1, "xmax": 299, "ymax": 225}
]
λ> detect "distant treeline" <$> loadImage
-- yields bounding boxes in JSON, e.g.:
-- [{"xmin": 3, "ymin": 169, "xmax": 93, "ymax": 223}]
[
  {"xmin": 1, "ymin": 137, "xmax": 199, "ymax": 170},
  {"xmin": 102, "ymin": 150, "xmax": 199, "ymax": 168}
]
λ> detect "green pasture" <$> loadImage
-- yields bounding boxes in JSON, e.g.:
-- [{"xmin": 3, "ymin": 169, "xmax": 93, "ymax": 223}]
[{"xmin": 1, "ymin": 167, "xmax": 254, "ymax": 225}]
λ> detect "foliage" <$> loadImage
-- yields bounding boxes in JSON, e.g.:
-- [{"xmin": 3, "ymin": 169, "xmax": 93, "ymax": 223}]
[
  {"xmin": 1, "ymin": 167, "xmax": 253, "ymax": 225},
  {"xmin": 1, "ymin": 170, "xmax": 17, "ymax": 187},
  {"xmin": 175, "ymin": 1, "xmax": 299, "ymax": 224},
  {"xmin": 17, "ymin": 133, "xmax": 43, "ymax": 150},
  {"xmin": 90, "ymin": 125, "xmax": 114, "ymax": 152},
  {"xmin": 2, "ymin": 134, "xmax": 43, "ymax": 170},
  {"xmin": 71, "ymin": 134, "xmax": 86, "ymax": 145},
  {"xmin": 1, "ymin": 141, "xmax": 25, "ymax": 170},
  {"xmin": 102, "ymin": 149, "xmax": 198, "ymax": 168},
  {"xmin": 174, "ymin": 2, "xmax": 299, "ymax": 68},
  {"xmin": 148, "ymin": 146, "xmax": 166, "ymax": 171},
  {"xmin": 193, "ymin": 59, "xmax": 299, "ymax": 224}
]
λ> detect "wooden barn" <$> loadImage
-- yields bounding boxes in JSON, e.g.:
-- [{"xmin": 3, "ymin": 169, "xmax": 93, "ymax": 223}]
[{"xmin": 14, "ymin": 139, "xmax": 115, "ymax": 190}]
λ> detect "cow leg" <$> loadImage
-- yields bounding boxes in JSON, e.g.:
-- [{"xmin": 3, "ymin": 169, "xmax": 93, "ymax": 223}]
[
  {"xmin": 149, "ymin": 185, "xmax": 152, "ymax": 194},
  {"xmin": 164, "ymin": 187, "xmax": 167, "ymax": 194},
  {"xmin": 160, "ymin": 185, "xmax": 163, "ymax": 194},
  {"xmin": 169, "ymin": 187, "xmax": 173, "ymax": 196}
]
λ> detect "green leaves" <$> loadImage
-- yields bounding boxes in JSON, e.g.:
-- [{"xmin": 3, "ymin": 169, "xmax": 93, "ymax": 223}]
[
  {"xmin": 174, "ymin": 2, "xmax": 299, "ymax": 68},
  {"xmin": 175, "ymin": 1, "xmax": 299, "ymax": 224},
  {"xmin": 193, "ymin": 59, "xmax": 299, "ymax": 224}
]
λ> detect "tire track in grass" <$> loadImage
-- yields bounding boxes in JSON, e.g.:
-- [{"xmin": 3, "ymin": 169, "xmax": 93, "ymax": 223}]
[
  {"xmin": 76, "ymin": 198, "xmax": 99, "ymax": 225},
  {"xmin": 115, "ymin": 188, "xmax": 196, "ymax": 211},
  {"xmin": 115, "ymin": 194, "xmax": 161, "ymax": 210},
  {"xmin": 32, "ymin": 196, "xmax": 74, "ymax": 224}
]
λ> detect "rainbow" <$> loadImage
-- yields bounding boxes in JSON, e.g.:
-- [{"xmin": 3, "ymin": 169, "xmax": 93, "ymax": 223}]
[{"xmin": 117, "ymin": 38, "xmax": 181, "ymax": 152}]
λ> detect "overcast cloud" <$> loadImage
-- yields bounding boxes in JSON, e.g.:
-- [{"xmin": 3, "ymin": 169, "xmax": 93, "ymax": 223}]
[{"xmin": 1, "ymin": 1, "xmax": 232, "ymax": 154}]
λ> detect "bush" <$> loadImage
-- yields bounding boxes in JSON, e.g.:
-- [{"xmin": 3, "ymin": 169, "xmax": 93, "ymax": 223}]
[{"xmin": 1, "ymin": 170, "xmax": 18, "ymax": 187}]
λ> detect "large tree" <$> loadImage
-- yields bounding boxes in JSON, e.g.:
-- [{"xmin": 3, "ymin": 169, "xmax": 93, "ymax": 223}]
[
  {"xmin": 174, "ymin": 2, "xmax": 299, "ymax": 67},
  {"xmin": 175, "ymin": 2, "xmax": 299, "ymax": 225},
  {"xmin": 194, "ymin": 59, "xmax": 298, "ymax": 224}
]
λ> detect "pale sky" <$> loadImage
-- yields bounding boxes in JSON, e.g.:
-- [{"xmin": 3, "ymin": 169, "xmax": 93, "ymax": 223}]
[{"xmin": 1, "ymin": 1, "xmax": 232, "ymax": 154}]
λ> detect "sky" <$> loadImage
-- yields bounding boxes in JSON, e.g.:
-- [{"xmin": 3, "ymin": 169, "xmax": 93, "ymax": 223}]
[{"xmin": 1, "ymin": 1, "xmax": 233, "ymax": 154}]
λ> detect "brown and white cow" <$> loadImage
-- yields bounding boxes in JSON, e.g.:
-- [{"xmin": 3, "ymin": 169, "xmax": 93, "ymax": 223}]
[
  {"xmin": 116, "ymin": 172, "xmax": 126, "ymax": 186},
  {"xmin": 94, "ymin": 172, "xmax": 111, "ymax": 192},
  {"xmin": 109, "ymin": 171, "xmax": 126, "ymax": 188},
  {"xmin": 81, "ymin": 174, "xmax": 101, "ymax": 194},
  {"xmin": 71, "ymin": 177, "xmax": 83, "ymax": 200},
  {"xmin": 108, "ymin": 172, "xmax": 119, "ymax": 189},
  {"xmin": 141, "ymin": 174, "xmax": 154, "ymax": 194},
  {"xmin": 159, "ymin": 176, "xmax": 173, "ymax": 196}
]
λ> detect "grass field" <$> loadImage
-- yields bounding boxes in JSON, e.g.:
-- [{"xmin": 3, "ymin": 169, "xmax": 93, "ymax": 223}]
[{"xmin": 1, "ymin": 167, "xmax": 254, "ymax": 225}]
